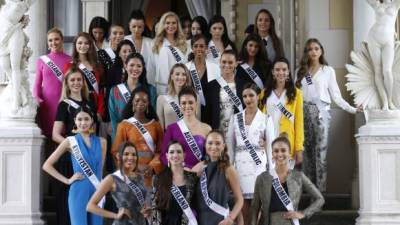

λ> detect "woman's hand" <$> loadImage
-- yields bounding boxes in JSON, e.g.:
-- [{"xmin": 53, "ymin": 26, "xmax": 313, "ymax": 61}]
[
  {"xmin": 140, "ymin": 205, "xmax": 152, "ymax": 218},
  {"xmin": 356, "ymin": 105, "xmax": 364, "ymax": 113},
  {"xmin": 283, "ymin": 211, "xmax": 305, "ymax": 219},
  {"xmin": 68, "ymin": 172, "xmax": 84, "ymax": 185},
  {"xmin": 115, "ymin": 207, "xmax": 132, "ymax": 220},
  {"xmin": 218, "ymin": 216, "xmax": 234, "ymax": 225}
]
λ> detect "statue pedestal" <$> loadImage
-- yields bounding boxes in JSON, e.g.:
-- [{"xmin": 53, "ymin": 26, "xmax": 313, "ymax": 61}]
[
  {"xmin": 0, "ymin": 122, "xmax": 44, "ymax": 225},
  {"xmin": 356, "ymin": 111, "xmax": 400, "ymax": 225}
]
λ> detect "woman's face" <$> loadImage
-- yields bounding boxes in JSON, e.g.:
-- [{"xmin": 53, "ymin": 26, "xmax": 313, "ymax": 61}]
[
  {"xmin": 256, "ymin": 12, "xmax": 271, "ymax": 33},
  {"xmin": 76, "ymin": 36, "xmax": 90, "ymax": 55},
  {"xmin": 47, "ymin": 32, "xmax": 63, "ymax": 53},
  {"xmin": 132, "ymin": 92, "xmax": 149, "ymax": 114},
  {"xmin": 182, "ymin": 20, "xmax": 192, "ymax": 39},
  {"xmin": 109, "ymin": 26, "xmax": 125, "ymax": 45},
  {"xmin": 307, "ymin": 42, "xmax": 322, "ymax": 62},
  {"xmin": 210, "ymin": 22, "xmax": 224, "ymax": 39},
  {"xmin": 205, "ymin": 132, "xmax": 225, "ymax": 160},
  {"xmin": 246, "ymin": 40, "xmax": 259, "ymax": 57},
  {"xmin": 272, "ymin": 62, "xmax": 289, "ymax": 84},
  {"xmin": 164, "ymin": 16, "xmax": 178, "ymax": 36},
  {"xmin": 179, "ymin": 94, "xmax": 197, "ymax": 117},
  {"xmin": 191, "ymin": 21, "xmax": 202, "ymax": 36},
  {"xmin": 129, "ymin": 19, "xmax": 145, "ymax": 38},
  {"xmin": 242, "ymin": 88, "xmax": 258, "ymax": 108},
  {"xmin": 92, "ymin": 27, "xmax": 105, "ymax": 42},
  {"xmin": 272, "ymin": 141, "xmax": 290, "ymax": 166},
  {"xmin": 74, "ymin": 111, "xmax": 93, "ymax": 133},
  {"xmin": 171, "ymin": 67, "xmax": 187, "ymax": 88},
  {"xmin": 119, "ymin": 44, "xmax": 133, "ymax": 63},
  {"xmin": 220, "ymin": 53, "xmax": 237, "ymax": 75},
  {"xmin": 167, "ymin": 143, "xmax": 185, "ymax": 166},
  {"xmin": 125, "ymin": 57, "xmax": 143, "ymax": 80},
  {"xmin": 121, "ymin": 146, "xmax": 138, "ymax": 171},
  {"xmin": 67, "ymin": 72, "xmax": 83, "ymax": 94},
  {"xmin": 192, "ymin": 38, "xmax": 207, "ymax": 58}
]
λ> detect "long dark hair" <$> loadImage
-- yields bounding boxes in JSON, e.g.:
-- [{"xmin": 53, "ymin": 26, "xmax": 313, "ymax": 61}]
[
  {"xmin": 154, "ymin": 141, "xmax": 182, "ymax": 210},
  {"xmin": 114, "ymin": 40, "xmax": 136, "ymax": 69},
  {"xmin": 192, "ymin": 16, "xmax": 209, "ymax": 36},
  {"xmin": 128, "ymin": 9, "xmax": 151, "ymax": 37},
  {"xmin": 121, "ymin": 86, "xmax": 159, "ymax": 121},
  {"xmin": 238, "ymin": 33, "xmax": 271, "ymax": 80},
  {"xmin": 122, "ymin": 53, "xmax": 150, "ymax": 88},
  {"xmin": 72, "ymin": 32, "xmax": 98, "ymax": 67},
  {"xmin": 254, "ymin": 9, "xmax": 283, "ymax": 58},
  {"xmin": 117, "ymin": 142, "xmax": 139, "ymax": 178},
  {"xmin": 88, "ymin": 16, "xmax": 110, "ymax": 42},
  {"xmin": 205, "ymin": 130, "xmax": 230, "ymax": 173},
  {"xmin": 208, "ymin": 15, "xmax": 237, "ymax": 53},
  {"xmin": 262, "ymin": 57, "xmax": 297, "ymax": 105},
  {"xmin": 187, "ymin": 34, "xmax": 208, "ymax": 61},
  {"xmin": 296, "ymin": 38, "xmax": 328, "ymax": 88}
]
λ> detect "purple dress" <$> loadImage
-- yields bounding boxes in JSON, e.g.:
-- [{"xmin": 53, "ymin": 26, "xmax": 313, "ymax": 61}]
[
  {"xmin": 33, "ymin": 51, "xmax": 71, "ymax": 138},
  {"xmin": 160, "ymin": 122, "xmax": 205, "ymax": 168}
]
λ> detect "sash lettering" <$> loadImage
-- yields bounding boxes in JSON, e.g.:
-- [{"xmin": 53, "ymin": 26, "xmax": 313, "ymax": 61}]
[
  {"xmin": 276, "ymin": 102, "xmax": 294, "ymax": 123},
  {"xmin": 189, "ymin": 63, "xmax": 206, "ymax": 106},
  {"xmin": 216, "ymin": 77, "xmax": 243, "ymax": 112},
  {"xmin": 79, "ymin": 63, "xmax": 99, "ymax": 93},
  {"xmin": 200, "ymin": 170, "xmax": 229, "ymax": 217},
  {"xmin": 177, "ymin": 120, "xmax": 202, "ymax": 161},
  {"xmin": 168, "ymin": 45, "xmax": 182, "ymax": 62},
  {"xmin": 236, "ymin": 112, "xmax": 262, "ymax": 165},
  {"xmin": 40, "ymin": 55, "xmax": 63, "ymax": 82},
  {"xmin": 125, "ymin": 117, "xmax": 155, "ymax": 153},
  {"xmin": 209, "ymin": 41, "xmax": 219, "ymax": 59},
  {"xmin": 304, "ymin": 73, "xmax": 330, "ymax": 120},
  {"xmin": 63, "ymin": 99, "xmax": 80, "ymax": 109},
  {"xmin": 164, "ymin": 95, "xmax": 183, "ymax": 120},
  {"xmin": 240, "ymin": 63, "xmax": 264, "ymax": 89},
  {"xmin": 113, "ymin": 170, "xmax": 145, "ymax": 207},
  {"xmin": 171, "ymin": 184, "xmax": 198, "ymax": 225},
  {"xmin": 117, "ymin": 83, "xmax": 131, "ymax": 103}
]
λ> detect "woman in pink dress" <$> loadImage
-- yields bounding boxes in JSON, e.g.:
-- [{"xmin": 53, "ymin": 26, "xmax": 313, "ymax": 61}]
[{"xmin": 33, "ymin": 28, "xmax": 71, "ymax": 138}]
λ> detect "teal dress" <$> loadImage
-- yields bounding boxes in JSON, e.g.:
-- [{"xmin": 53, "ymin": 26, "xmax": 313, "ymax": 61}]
[{"xmin": 69, "ymin": 134, "xmax": 103, "ymax": 225}]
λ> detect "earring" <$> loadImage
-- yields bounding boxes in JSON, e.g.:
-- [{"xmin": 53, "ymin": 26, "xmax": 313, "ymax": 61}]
[
  {"xmin": 182, "ymin": 161, "xmax": 185, "ymax": 167},
  {"xmin": 167, "ymin": 160, "xmax": 170, "ymax": 167},
  {"xmin": 88, "ymin": 126, "xmax": 95, "ymax": 134},
  {"xmin": 72, "ymin": 125, "xmax": 78, "ymax": 134}
]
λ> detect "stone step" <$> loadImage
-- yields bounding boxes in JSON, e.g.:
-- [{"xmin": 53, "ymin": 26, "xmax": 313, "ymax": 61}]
[
  {"xmin": 41, "ymin": 212, "xmax": 56, "ymax": 225},
  {"xmin": 299, "ymin": 193, "xmax": 353, "ymax": 210}
]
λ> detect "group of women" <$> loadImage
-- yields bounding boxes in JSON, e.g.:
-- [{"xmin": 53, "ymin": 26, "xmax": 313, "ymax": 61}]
[{"xmin": 37, "ymin": 8, "xmax": 360, "ymax": 225}]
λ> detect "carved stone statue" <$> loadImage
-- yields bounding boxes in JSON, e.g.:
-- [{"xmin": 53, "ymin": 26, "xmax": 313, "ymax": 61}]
[
  {"xmin": 0, "ymin": 0, "xmax": 37, "ymax": 119},
  {"xmin": 346, "ymin": 0, "xmax": 400, "ymax": 111}
]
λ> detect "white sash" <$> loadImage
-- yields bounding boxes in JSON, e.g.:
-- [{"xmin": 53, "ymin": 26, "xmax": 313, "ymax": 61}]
[
  {"xmin": 63, "ymin": 99, "xmax": 80, "ymax": 109},
  {"xmin": 164, "ymin": 39, "xmax": 184, "ymax": 63},
  {"xmin": 117, "ymin": 83, "xmax": 130, "ymax": 103},
  {"xmin": 200, "ymin": 170, "xmax": 229, "ymax": 217},
  {"xmin": 78, "ymin": 63, "xmax": 99, "ymax": 94},
  {"xmin": 164, "ymin": 95, "xmax": 183, "ymax": 120},
  {"xmin": 40, "ymin": 55, "xmax": 63, "ymax": 82},
  {"xmin": 189, "ymin": 62, "xmax": 206, "ymax": 106},
  {"xmin": 68, "ymin": 136, "xmax": 105, "ymax": 207},
  {"xmin": 125, "ymin": 117, "xmax": 156, "ymax": 153},
  {"xmin": 304, "ymin": 73, "xmax": 330, "ymax": 120},
  {"xmin": 177, "ymin": 120, "xmax": 202, "ymax": 161},
  {"xmin": 208, "ymin": 40, "xmax": 219, "ymax": 59},
  {"xmin": 171, "ymin": 184, "xmax": 198, "ymax": 225},
  {"xmin": 216, "ymin": 77, "xmax": 243, "ymax": 112},
  {"xmin": 270, "ymin": 93, "xmax": 294, "ymax": 123},
  {"xmin": 236, "ymin": 112, "xmax": 262, "ymax": 165},
  {"xmin": 104, "ymin": 48, "xmax": 116, "ymax": 61},
  {"xmin": 240, "ymin": 63, "xmax": 264, "ymax": 89},
  {"xmin": 113, "ymin": 170, "xmax": 145, "ymax": 208}
]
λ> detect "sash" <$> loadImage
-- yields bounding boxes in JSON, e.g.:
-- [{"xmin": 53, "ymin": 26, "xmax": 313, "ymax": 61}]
[
  {"xmin": 63, "ymin": 99, "xmax": 80, "ymax": 109},
  {"xmin": 270, "ymin": 93, "xmax": 294, "ymax": 123},
  {"xmin": 177, "ymin": 120, "xmax": 202, "ymax": 161},
  {"xmin": 171, "ymin": 184, "xmax": 198, "ymax": 225},
  {"xmin": 164, "ymin": 95, "xmax": 183, "ymax": 120},
  {"xmin": 208, "ymin": 40, "xmax": 219, "ymax": 59},
  {"xmin": 216, "ymin": 77, "xmax": 243, "ymax": 112},
  {"xmin": 240, "ymin": 63, "xmax": 264, "ymax": 89},
  {"xmin": 104, "ymin": 48, "xmax": 116, "ymax": 62},
  {"xmin": 67, "ymin": 136, "xmax": 105, "ymax": 207},
  {"xmin": 200, "ymin": 170, "xmax": 229, "ymax": 217},
  {"xmin": 117, "ymin": 83, "xmax": 130, "ymax": 103},
  {"xmin": 78, "ymin": 63, "xmax": 99, "ymax": 94},
  {"xmin": 189, "ymin": 62, "xmax": 206, "ymax": 106},
  {"xmin": 40, "ymin": 55, "xmax": 63, "ymax": 82},
  {"xmin": 125, "ymin": 117, "xmax": 155, "ymax": 153},
  {"xmin": 304, "ymin": 73, "xmax": 330, "ymax": 120},
  {"xmin": 168, "ymin": 45, "xmax": 183, "ymax": 63},
  {"xmin": 236, "ymin": 112, "xmax": 262, "ymax": 165},
  {"xmin": 113, "ymin": 170, "xmax": 145, "ymax": 208}
]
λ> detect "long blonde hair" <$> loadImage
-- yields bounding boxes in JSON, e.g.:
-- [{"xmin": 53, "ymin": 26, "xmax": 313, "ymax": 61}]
[
  {"xmin": 167, "ymin": 63, "xmax": 192, "ymax": 96},
  {"xmin": 60, "ymin": 64, "xmax": 90, "ymax": 101},
  {"xmin": 152, "ymin": 11, "xmax": 187, "ymax": 54}
]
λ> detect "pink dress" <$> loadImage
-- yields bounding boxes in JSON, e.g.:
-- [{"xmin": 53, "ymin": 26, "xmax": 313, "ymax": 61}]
[{"xmin": 33, "ymin": 51, "xmax": 71, "ymax": 138}]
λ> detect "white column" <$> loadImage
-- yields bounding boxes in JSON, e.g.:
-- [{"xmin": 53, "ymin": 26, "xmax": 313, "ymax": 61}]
[
  {"xmin": 353, "ymin": 0, "xmax": 374, "ymax": 51},
  {"xmin": 81, "ymin": 0, "xmax": 110, "ymax": 32},
  {"xmin": 356, "ymin": 112, "xmax": 400, "ymax": 225}
]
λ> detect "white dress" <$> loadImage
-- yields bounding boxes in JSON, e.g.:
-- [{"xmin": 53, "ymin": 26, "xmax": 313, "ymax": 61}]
[
  {"xmin": 219, "ymin": 82, "xmax": 236, "ymax": 137},
  {"xmin": 227, "ymin": 109, "xmax": 271, "ymax": 199}
]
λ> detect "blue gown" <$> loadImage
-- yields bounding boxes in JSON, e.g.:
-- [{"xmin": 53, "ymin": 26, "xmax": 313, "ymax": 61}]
[{"xmin": 69, "ymin": 133, "xmax": 103, "ymax": 225}]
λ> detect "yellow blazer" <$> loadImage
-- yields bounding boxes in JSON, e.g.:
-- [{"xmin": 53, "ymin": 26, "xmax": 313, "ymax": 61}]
[{"xmin": 259, "ymin": 88, "xmax": 304, "ymax": 156}]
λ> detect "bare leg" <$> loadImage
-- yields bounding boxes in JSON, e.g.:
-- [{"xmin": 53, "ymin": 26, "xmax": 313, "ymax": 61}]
[
  {"xmin": 381, "ymin": 44, "xmax": 396, "ymax": 109},
  {"xmin": 368, "ymin": 43, "xmax": 389, "ymax": 109}
]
